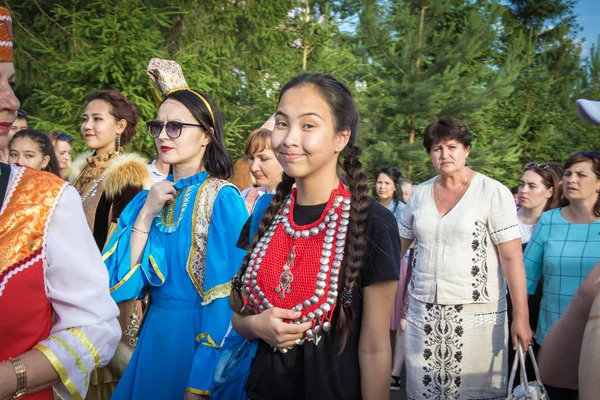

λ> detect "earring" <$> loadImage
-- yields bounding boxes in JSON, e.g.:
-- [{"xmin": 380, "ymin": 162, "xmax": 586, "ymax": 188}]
[{"xmin": 116, "ymin": 134, "xmax": 122, "ymax": 155}]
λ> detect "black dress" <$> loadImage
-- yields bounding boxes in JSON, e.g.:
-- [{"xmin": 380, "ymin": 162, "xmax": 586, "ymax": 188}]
[{"xmin": 237, "ymin": 199, "xmax": 401, "ymax": 400}]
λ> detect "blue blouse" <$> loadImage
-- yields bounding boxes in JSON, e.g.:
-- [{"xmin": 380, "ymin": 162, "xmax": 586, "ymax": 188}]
[
  {"xmin": 386, "ymin": 198, "xmax": 405, "ymax": 228},
  {"xmin": 103, "ymin": 171, "xmax": 248, "ymax": 397},
  {"xmin": 524, "ymin": 208, "xmax": 600, "ymax": 344}
]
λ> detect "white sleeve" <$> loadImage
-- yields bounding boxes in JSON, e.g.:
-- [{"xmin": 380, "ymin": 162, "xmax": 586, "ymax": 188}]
[
  {"xmin": 398, "ymin": 191, "xmax": 416, "ymax": 240},
  {"xmin": 487, "ymin": 183, "xmax": 520, "ymax": 244},
  {"xmin": 34, "ymin": 186, "xmax": 121, "ymax": 400}
]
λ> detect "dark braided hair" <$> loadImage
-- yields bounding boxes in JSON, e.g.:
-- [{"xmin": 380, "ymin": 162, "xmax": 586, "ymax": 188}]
[{"xmin": 230, "ymin": 73, "xmax": 369, "ymax": 352}]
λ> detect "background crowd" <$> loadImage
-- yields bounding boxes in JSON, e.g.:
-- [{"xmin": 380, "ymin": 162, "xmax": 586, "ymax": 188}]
[
  {"xmin": 6, "ymin": 1, "xmax": 600, "ymax": 185},
  {"xmin": 2, "ymin": 2, "xmax": 600, "ymax": 400}
]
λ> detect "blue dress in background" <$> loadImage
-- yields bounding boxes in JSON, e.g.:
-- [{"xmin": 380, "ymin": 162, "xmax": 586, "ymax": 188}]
[
  {"xmin": 103, "ymin": 171, "xmax": 248, "ymax": 399},
  {"xmin": 524, "ymin": 207, "xmax": 600, "ymax": 345}
]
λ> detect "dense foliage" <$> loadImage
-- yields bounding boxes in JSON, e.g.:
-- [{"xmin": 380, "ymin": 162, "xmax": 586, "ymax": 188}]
[{"xmin": 7, "ymin": 0, "xmax": 600, "ymax": 186}]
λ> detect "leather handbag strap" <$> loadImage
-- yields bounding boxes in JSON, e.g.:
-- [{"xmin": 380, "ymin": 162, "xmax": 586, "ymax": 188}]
[{"xmin": 0, "ymin": 162, "xmax": 11, "ymax": 207}]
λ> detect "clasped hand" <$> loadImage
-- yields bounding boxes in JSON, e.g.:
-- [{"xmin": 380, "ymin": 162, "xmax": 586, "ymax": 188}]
[
  {"xmin": 141, "ymin": 180, "xmax": 177, "ymax": 219},
  {"xmin": 251, "ymin": 308, "xmax": 313, "ymax": 350}
]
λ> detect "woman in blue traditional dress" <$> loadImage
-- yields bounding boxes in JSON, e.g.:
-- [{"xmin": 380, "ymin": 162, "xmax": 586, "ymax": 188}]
[{"xmin": 103, "ymin": 58, "xmax": 247, "ymax": 399}]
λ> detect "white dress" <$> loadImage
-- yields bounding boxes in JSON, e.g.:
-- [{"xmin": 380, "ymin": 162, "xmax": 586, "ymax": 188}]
[{"xmin": 399, "ymin": 173, "xmax": 520, "ymax": 400}]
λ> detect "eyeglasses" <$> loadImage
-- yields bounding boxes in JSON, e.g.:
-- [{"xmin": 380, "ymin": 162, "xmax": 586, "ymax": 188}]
[
  {"xmin": 570, "ymin": 150, "xmax": 600, "ymax": 158},
  {"xmin": 52, "ymin": 132, "xmax": 73, "ymax": 143},
  {"xmin": 17, "ymin": 109, "xmax": 27, "ymax": 119},
  {"xmin": 526, "ymin": 162, "xmax": 548, "ymax": 170},
  {"xmin": 146, "ymin": 121, "xmax": 203, "ymax": 139}
]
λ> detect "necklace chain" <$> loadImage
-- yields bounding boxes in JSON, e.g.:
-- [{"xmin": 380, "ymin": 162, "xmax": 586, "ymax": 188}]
[
  {"xmin": 80, "ymin": 171, "xmax": 108, "ymax": 203},
  {"xmin": 435, "ymin": 174, "xmax": 470, "ymax": 206}
]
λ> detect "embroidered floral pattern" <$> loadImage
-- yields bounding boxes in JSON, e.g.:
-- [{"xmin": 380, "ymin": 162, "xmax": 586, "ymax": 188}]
[
  {"xmin": 471, "ymin": 221, "xmax": 490, "ymax": 302},
  {"xmin": 420, "ymin": 303, "xmax": 464, "ymax": 399},
  {"xmin": 409, "ymin": 240, "xmax": 418, "ymax": 292},
  {"xmin": 186, "ymin": 178, "xmax": 235, "ymax": 302},
  {"xmin": 0, "ymin": 167, "xmax": 65, "ymax": 278}
]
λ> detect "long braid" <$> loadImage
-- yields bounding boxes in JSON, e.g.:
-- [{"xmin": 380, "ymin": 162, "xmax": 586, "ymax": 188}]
[
  {"xmin": 230, "ymin": 173, "xmax": 296, "ymax": 314},
  {"xmin": 334, "ymin": 143, "xmax": 370, "ymax": 352}
]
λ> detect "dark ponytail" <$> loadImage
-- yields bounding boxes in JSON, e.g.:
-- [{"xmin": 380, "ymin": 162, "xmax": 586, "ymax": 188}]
[{"xmin": 9, "ymin": 129, "xmax": 61, "ymax": 177}]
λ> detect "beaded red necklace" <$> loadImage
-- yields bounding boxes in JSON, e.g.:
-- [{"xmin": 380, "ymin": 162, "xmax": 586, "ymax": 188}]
[{"xmin": 242, "ymin": 183, "xmax": 351, "ymax": 344}]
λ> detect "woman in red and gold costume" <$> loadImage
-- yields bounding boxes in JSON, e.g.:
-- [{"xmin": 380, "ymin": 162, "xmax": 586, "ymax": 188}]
[{"xmin": 0, "ymin": 7, "xmax": 121, "ymax": 400}]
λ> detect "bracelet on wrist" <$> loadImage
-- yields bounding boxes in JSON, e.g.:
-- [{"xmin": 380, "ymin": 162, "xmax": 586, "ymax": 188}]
[
  {"xmin": 132, "ymin": 226, "xmax": 150, "ymax": 235},
  {"xmin": 8, "ymin": 358, "xmax": 27, "ymax": 398}
]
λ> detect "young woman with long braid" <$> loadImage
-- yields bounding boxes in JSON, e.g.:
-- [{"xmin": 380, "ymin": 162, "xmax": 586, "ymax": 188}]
[{"xmin": 229, "ymin": 74, "xmax": 401, "ymax": 400}]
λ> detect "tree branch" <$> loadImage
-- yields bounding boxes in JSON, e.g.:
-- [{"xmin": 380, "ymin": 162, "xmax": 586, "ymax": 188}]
[
  {"xmin": 369, "ymin": 24, "xmax": 408, "ymax": 78},
  {"xmin": 32, "ymin": 0, "xmax": 71, "ymax": 35}
]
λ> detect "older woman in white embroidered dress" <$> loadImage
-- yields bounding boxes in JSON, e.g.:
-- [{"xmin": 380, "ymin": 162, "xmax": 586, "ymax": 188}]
[{"xmin": 399, "ymin": 116, "xmax": 532, "ymax": 399}]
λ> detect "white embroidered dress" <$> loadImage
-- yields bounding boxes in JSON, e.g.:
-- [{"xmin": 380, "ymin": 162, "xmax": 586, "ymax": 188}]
[{"xmin": 399, "ymin": 173, "xmax": 520, "ymax": 400}]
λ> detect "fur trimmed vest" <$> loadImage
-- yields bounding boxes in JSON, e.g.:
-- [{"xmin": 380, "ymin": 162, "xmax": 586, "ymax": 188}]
[{"xmin": 71, "ymin": 152, "xmax": 153, "ymax": 250}]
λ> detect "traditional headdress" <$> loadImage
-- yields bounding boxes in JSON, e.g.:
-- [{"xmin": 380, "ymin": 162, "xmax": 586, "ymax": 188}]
[
  {"xmin": 147, "ymin": 58, "xmax": 215, "ymax": 126},
  {"xmin": 0, "ymin": 7, "xmax": 13, "ymax": 63}
]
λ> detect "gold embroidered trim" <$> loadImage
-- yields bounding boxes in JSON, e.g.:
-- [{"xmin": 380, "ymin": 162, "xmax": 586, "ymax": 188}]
[
  {"xmin": 102, "ymin": 239, "xmax": 118, "ymax": 261},
  {"xmin": 186, "ymin": 387, "xmax": 211, "ymax": 395},
  {"xmin": 149, "ymin": 255, "xmax": 165, "ymax": 284},
  {"xmin": 49, "ymin": 336, "xmax": 89, "ymax": 387},
  {"xmin": 34, "ymin": 344, "xmax": 83, "ymax": 400},
  {"xmin": 0, "ymin": 168, "xmax": 64, "ymax": 273},
  {"xmin": 68, "ymin": 328, "xmax": 101, "ymax": 369},
  {"xmin": 201, "ymin": 281, "xmax": 232, "ymax": 306},
  {"xmin": 186, "ymin": 179, "xmax": 213, "ymax": 298},
  {"xmin": 110, "ymin": 264, "xmax": 141, "ymax": 292},
  {"xmin": 195, "ymin": 333, "xmax": 220, "ymax": 348},
  {"xmin": 160, "ymin": 187, "xmax": 185, "ymax": 226},
  {"xmin": 186, "ymin": 178, "xmax": 236, "ymax": 300}
]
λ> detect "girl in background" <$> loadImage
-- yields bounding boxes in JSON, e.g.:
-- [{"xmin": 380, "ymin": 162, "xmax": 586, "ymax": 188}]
[
  {"xmin": 9, "ymin": 128, "xmax": 60, "ymax": 176},
  {"xmin": 51, "ymin": 131, "xmax": 73, "ymax": 179},
  {"xmin": 372, "ymin": 165, "xmax": 408, "ymax": 391}
]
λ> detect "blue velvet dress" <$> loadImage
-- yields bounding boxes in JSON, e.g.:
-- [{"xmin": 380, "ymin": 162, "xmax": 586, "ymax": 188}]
[{"xmin": 103, "ymin": 171, "xmax": 247, "ymax": 399}]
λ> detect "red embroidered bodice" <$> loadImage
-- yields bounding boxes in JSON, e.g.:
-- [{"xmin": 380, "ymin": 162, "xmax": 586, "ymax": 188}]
[{"xmin": 243, "ymin": 184, "xmax": 352, "ymax": 338}]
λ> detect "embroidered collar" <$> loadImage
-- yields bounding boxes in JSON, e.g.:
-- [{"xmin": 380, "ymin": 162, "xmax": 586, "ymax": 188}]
[
  {"xmin": 86, "ymin": 151, "xmax": 118, "ymax": 168},
  {"xmin": 170, "ymin": 170, "xmax": 209, "ymax": 190}
]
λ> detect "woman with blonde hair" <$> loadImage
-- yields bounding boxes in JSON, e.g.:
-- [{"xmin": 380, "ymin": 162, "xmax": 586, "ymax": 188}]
[
  {"xmin": 525, "ymin": 150, "xmax": 600, "ymax": 398},
  {"xmin": 240, "ymin": 117, "xmax": 284, "ymax": 213}
]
